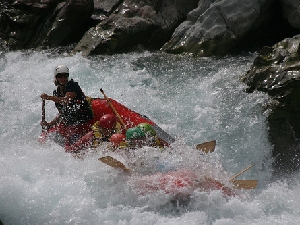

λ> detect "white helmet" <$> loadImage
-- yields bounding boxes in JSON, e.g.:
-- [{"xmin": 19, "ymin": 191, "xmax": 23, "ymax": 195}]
[
  {"xmin": 54, "ymin": 65, "xmax": 69, "ymax": 75},
  {"xmin": 54, "ymin": 65, "xmax": 69, "ymax": 86}
]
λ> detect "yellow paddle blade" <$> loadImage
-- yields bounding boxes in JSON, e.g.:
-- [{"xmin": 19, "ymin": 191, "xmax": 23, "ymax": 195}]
[
  {"xmin": 231, "ymin": 180, "xmax": 258, "ymax": 190},
  {"xmin": 98, "ymin": 156, "xmax": 131, "ymax": 172},
  {"xmin": 196, "ymin": 140, "xmax": 216, "ymax": 153}
]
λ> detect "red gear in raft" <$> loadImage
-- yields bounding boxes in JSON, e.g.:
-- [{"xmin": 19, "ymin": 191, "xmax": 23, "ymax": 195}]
[
  {"xmin": 65, "ymin": 114, "xmax": 119, "ymax": 153},
  {"xmin": 99, "ymin": 114, "xmax": 117, "ymax": 129},
  {"xmin": 110, "ymin": 133, "xmax": 126, "ymax": 147}
]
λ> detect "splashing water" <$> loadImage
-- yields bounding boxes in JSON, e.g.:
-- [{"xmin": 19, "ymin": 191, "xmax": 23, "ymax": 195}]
[{"xmin": 0, "ymin": 50, "xmax": 297, "ymax": 224}]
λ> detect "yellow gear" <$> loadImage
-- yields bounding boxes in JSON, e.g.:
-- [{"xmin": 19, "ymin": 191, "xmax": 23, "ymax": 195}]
[
  {"xmin": 91, "ymin": 121, "xmax": 103, "ymax": 147},
  {"xmin": 118, "ymin": 141, "xmax": 129, "ymax": 148},
  {"xmin": 115, "ymin": 122, "xmax": 122, "ymax": 133},
  {"xmin": 91, "ymin": 121, "xmax": 122, "ymax": 148},
  {"xmin": 85, "ymin": 96, "xmax": 94, "ymax": 116}
]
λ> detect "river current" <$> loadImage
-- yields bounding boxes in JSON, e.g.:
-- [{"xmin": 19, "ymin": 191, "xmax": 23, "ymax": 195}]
[{"xmin": 0, "ymin": 50, "xmax": 299, "ymax": 224}]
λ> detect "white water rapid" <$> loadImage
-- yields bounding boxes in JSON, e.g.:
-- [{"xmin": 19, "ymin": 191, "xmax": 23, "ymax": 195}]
[{"xmin": 1, "ymin": 50, "xmax": 299, "ymax": 224}]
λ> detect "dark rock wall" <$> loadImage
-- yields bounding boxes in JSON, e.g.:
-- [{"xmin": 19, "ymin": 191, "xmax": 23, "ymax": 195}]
[
  {"xmin": 241, "ymin": 35, "xmax": 300, "ymax": 176},
  {"xmin": 0, "ymin": 0, "xmax": 94, "ymax": 50},
  {"xmin": 1, "ymin": 0, "xmax": 300, "ymax": 55}
]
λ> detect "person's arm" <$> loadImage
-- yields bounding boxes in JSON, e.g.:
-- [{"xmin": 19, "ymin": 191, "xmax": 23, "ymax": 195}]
[{"xmin": 41, "ymin": 92, "xmax": 76, "ymax": 105}]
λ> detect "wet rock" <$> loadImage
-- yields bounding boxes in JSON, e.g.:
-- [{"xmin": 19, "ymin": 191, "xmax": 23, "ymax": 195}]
[
  {"xmin": 74, "ymin": 0, "xmax": 199, "ymax": 56},
  {"xmin": 241, "ymin": 34, "xmax": 300, "ymax": 175},
  {"xmin": 161, "ymin": 0, "xmax": 276, "ymax": 56},
  {"xmin": 91, "ymin": 0, "xmax": 120, "ymax": 22},
  {"xmin": 0, "ymin": 0, "xmax": 55, "ymax": 50},
  {"xmin": 39, "ymin": 0, "xmax": 94, "ymax": 47},
  {"xmin": 0, "ymin": 0, "xmax": 93, "ymax": 50},
  {"xmin": 281, "ymin": 0, "xmax": 300, "ymax": 29},
  {"xmin": 1, "ymin": 0, "xmax": 300, "ymax": 56}
]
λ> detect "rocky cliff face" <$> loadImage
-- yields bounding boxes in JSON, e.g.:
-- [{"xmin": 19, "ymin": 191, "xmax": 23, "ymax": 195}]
[
  {"xmin": 74, "ymin": 0, "xmax": 199, "ymax": 55},
  {"xmin": 162, "ymin": 0, "xmax": 275, "ymax": 55},
  {"xmin": 0, "ymin": 0, "xmax": 94, "ymax": 50},
  {"xmin": 1, "ymin": 0, "xmax": 299, "ymax": 55}
]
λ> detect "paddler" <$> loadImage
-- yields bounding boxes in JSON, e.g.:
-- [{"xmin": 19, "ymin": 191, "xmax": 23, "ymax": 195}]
[{"xmin": 40, "ymin": 65, "xmax": 94, "ymax": 145}]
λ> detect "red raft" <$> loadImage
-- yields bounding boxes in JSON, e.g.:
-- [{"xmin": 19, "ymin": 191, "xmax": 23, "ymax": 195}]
[
  {"xmin": 131, "ymin": 168, "xmax": 236, "ymax": 198},
  {"xmin": 39, "ymin": 98, "xmax": 175, "ymax": 147}
]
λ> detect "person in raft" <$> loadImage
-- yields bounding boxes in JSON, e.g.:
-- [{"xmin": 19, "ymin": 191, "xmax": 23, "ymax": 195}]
[
  {"xmin": 40, "ymin": 65, "xmax": 94, "ymax": 146},
  {"xmin": 64, "ymin": 114, "xmax": 122, "ymax": 153}
]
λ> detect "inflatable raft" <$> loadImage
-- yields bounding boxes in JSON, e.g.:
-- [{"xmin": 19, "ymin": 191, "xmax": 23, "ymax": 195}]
[
  {"xmin": 131, "ymin": 168, "xmax": 237, "ymax": 198},
  {"xmin": 39, "ymin": 98, "xmax": 175, "ymax": 147},
  {"xmin": 100, "ymin": 156, "xmax": 258, "ymax": 199},
  {"xmin": 39, "ymin": 96, "xmax": 257, "ymax": 198}
]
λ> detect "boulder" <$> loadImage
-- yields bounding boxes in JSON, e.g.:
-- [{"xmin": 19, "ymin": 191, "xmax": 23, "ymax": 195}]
[
  {"xmin": 39, "ymin": 0, "xmax": 94, "ymax": 47},
  {"xmin": 0, "ymin": 0, "xmax": 93, "ymax": 50},
  {"xmin": 0, "ymin": 0, "xmax": 55, "ymax": 50},
  {"xmin": 91, "ymin": 0, "xmax": 120, "ymax": 22},
  {"xmin": 161, "ymin": 0, "xmax": 276, "ymax": 56},
  {"xmin": 281, "ymin": 0, "xmax": 300, "ymax": 29},
  {"xmin": 241, "ymin": 34, "xmax": 300, "ymax": 175},
  {"xmin": 74, "ymin": 0, "xmax": 199, "ymax": 56},
  {"xmin": 1, "ymin": 0, "xmax": 300, "ymax": 56}
]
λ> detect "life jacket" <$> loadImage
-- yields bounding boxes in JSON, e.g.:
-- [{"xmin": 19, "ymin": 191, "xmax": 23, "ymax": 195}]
[{"xmin": 54, "ymin": 79, "xmax": 94, "ymax": 126}]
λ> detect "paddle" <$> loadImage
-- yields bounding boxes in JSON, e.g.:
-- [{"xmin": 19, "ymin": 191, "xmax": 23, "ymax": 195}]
[
  {"xmin": 98, "ymin": 156, "xmax": 131, "ymax": 172},
  {"xmin": 231, "ymin": 179, "xmax": 258, "ymax": 189},
  {"xmin": 196, "ymin": 140, "xmax": 216, "ymax": 153},
  {"xmin": 41, "ymin": 99, "xmax": 46, "ymax": 131},
  {"xmin": 229, "ymin": 164, "xmax": 254, "ymax": 181},
  {"xmin": 100, "ymin": 88, "xmax": 127, "ymax": 130},
  {"xmin": 228, "ymin": 164, "xmax": 258, "ymax": 189}
]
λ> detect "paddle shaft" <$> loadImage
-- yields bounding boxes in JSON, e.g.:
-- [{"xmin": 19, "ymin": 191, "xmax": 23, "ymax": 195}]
[
  {"xmin": 230, "ymin": 164, "xmax": 254, "ymax": 181},
  {"xmin": 100, "ymin": 88, "xmax": 127, "ymax": 130},
  {"xmin": 42, "ymin": 99, "xmax": 46, "ymax": 131},
  {"xmin": 42, "ymin": 99, "xmax": 45, "ymax": 121}
]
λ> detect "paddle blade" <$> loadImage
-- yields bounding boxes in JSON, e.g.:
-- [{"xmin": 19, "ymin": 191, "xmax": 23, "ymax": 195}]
[
  {"xmin": 196, "ymin": 140, "xmax": 216, "ymax": 153},
  {"xmin": 99, "ymin": 156, "xmax": 131, "ymax": 172},
  {"xmin": 231, "ymin": 180, "xmax": 258, "ymax": 190}
]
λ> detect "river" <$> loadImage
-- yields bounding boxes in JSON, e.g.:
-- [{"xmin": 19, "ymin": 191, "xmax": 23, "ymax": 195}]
[{"xmin": 0, "ymin": 50, "xmax": 298, "ymax": 224}]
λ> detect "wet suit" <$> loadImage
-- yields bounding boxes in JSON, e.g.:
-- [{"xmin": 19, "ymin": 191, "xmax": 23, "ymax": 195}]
[
  {"xmin": 54, "ymin": 79, "xmax": 93, "ymax": 126},
  {"xmin": 53, "ymin": 79, "xmax": 94, "ymax": 146}
]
